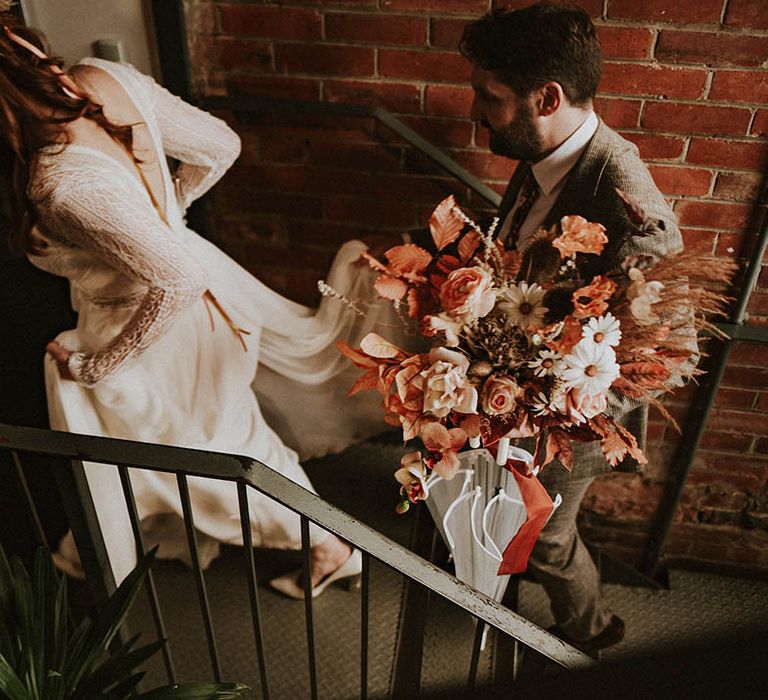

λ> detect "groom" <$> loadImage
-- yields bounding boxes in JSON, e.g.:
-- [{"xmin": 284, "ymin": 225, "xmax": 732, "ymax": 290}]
[{"xmin": 457, "ymin": 2, "xmax": 683, "ymax": 652}]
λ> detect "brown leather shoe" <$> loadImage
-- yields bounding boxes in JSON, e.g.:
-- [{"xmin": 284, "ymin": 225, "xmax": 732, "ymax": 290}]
[{"xmin": 548, "ymin": 615, "xmax": 625, "ymax": 654}]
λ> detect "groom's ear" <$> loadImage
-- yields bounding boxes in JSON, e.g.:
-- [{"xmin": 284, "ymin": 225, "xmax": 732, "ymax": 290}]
[{"xmin": 535, "ymin": 82, "xmax": 564, "ymax": 117}]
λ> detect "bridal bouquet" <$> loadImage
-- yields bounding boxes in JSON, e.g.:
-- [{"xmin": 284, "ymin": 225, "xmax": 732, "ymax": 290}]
[{"xmin": 325, "ymin": 194, "xmax": 732, "ymax": 508}]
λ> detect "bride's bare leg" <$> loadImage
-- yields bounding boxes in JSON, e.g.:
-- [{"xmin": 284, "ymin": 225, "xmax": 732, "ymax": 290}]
[{"xmin": 310, "ymin": 536, "xmax": 352, "ymax": 585}]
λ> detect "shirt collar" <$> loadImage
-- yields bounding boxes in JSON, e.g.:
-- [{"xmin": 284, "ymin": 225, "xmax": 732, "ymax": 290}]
[{"xmin": 530, "ymin": 111, "xmax": 598, "ymax": 196}]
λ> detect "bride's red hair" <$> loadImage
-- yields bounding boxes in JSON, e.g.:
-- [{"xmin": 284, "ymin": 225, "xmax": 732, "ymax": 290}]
[{"xmin": 0, "ymin": 25, "xmax": 135, "ymax": 252}]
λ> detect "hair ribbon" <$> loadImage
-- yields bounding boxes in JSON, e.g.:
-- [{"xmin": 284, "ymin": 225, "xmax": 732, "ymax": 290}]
[{"xmin": 2, "ymin": 25, "xmax": 83, "ymax": 99}]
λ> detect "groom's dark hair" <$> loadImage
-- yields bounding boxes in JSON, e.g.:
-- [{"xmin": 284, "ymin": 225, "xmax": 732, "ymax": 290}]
[{"xmin": 460, "ymin": 2, "xmax": 603, "ymax": 107}]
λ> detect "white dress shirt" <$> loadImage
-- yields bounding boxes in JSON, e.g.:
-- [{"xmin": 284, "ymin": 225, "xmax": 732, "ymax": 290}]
[{"xmin": 498, "ymin": 111, "xmax": 599, "ymax": 249}]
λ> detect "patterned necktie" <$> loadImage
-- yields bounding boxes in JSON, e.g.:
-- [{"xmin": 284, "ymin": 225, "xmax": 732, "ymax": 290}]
[{"xmin": 504, "ymin": 167, "xmax": 539, "ymax": 249}]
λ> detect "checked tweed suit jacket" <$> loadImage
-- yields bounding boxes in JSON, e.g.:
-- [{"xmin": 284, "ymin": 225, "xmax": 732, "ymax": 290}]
[{"xmin": 499, "ymin": 119, "xmax": 684, "ymax": 478}]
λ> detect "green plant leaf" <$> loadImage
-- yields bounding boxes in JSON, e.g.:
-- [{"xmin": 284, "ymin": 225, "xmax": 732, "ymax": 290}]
[
  {"xmin": 32, "ymin": 548, "xmax": 54, "ymax": 696},
  {"xmin": 50, "ymin": 570, "xmax": 70, "ymax": 682},
  {"xmin": 0, "ymin": 544, "xmax": 19, "ymax": 678},
  {"xmin": 0, "ymin": 652, "xmax": 31, "ymax": 700},
  {"xmin": 63, "ymin": 549, "xmax": 156, "ymax": 689},
  {"xmin": 74, "ymin": 639, "xmax": 163, "ymax": 698},
  {"xmin": 10, "ymin": 557, "xmax": 38, "ymax": 699},
  {"xmin": 137, "ymin": 683, "xmax": 249, "ymax": 699},
  {"xmin": 94, "ymin": 670, "xmax": 145, "ymax": 700}
]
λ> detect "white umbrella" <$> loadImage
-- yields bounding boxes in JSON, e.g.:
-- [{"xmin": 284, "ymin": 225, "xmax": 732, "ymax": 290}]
[{"xmin": 424, "ymin": 447, "xmax": 537, "ymax": 601}]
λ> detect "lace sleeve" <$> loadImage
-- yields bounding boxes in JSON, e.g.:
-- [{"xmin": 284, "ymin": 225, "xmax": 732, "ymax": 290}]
[
  {"xmin": 40, "ymin": 165, "xmax": 209, "ymax": 386},
  {"xmin": 147, "ymin": 77, "xmax": 241, "ymax": 209}
]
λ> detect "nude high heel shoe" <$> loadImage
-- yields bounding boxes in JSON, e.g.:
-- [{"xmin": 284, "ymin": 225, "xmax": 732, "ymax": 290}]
[{"xmin": 269, "ymin": 549, "xmax": 363, "ymax": 600}]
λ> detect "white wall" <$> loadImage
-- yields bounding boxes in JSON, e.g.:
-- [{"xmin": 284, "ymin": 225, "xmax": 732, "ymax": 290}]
[{"xmin": 20, "ymin": 0, "xmax": 158, "ymax": 76}]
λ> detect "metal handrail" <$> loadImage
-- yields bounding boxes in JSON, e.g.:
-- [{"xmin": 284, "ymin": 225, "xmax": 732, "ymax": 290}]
[
  {"xmin": 201, "ymin": 95, "xmax": 503, "ymax": 209},
  {"xmin": 0, "ymin": 421, "xmax": 592, "ymax": 674}
]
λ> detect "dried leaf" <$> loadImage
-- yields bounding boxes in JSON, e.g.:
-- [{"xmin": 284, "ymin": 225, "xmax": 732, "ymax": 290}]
[
  {"xmin": 614, "ymin": 423, "xmax": 648, "ymax": 464},
  {"xmin": 336, "ymin": 340, "xmax": 378, "ymax": 369},
  {"xmin": 619, "ymin": 361, "xmax": 671, "ymax": 390},
  {"xmin": 385, "ymin": 244, "xmax": 433, "ymax": 274},
  {"xmin": 407, "ymin": 287, "xmax": 421, "ymax": 319},
  {"xmin": 610, "ymin": 376, "xmax": 646, "ymax": 399},
  {"xmin": 601, "ymin": 431, "xmax": 629, "ymax": 467},
  {"xmin": 544, "ymin": 429, "xmax": 573, "ymax": 470},
  {"xmin": 360, "ymin": 332, "xmax": 402, "ymax": 359},
  {"xmin": 436, "ymin": 254, "xmax": 461, "ymax": 275},
  {"xmin": 429, "ymin": 195, "xmax": 464, "ymax": 250},
  {"xmin": 360, "ymin": 250, "xmax": 389, "ymax": 273},
  {"xmin": 374, "ymin": 275, "xmax": 409, "ymax": 302},
  {"xmin": 458, "ymin": 230, "xmax": 481, "ymax": 263},
  {"xmin": 348, "ymin": 370, "xmax": 380, "ymax": 397}
]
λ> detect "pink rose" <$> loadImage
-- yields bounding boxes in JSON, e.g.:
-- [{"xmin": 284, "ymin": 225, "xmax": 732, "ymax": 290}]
[
  {"xmin": 569, "ymin": 388, "xmax": 608, "ymax": 420},
  {"xmin": 480, "ymin": 375, "xmax": 521, "ymax": 416},
  {"xmin": 439, "ymin": 266, "xmax": 496, "ymax": 321}
]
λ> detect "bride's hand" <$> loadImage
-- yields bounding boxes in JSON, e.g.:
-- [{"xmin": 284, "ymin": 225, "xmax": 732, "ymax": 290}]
[{"xmin": 46, "ymin": 341, "xmax": 74, "ymax": 380}]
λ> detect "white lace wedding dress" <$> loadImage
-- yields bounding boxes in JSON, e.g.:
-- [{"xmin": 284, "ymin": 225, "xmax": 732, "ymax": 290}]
[{"xmin": 28, "ymin": 58, "xmax": 398, "ymax": 583}]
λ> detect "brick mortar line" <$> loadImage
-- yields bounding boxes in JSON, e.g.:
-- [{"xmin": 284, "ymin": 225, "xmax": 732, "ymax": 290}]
[
  {"xmin": 603, "ymin": 59, "xmax": 768, "ymax": 71},
  {"xmin": 598, "ymin": 93, "xmax": 765, "ymax": 111}
]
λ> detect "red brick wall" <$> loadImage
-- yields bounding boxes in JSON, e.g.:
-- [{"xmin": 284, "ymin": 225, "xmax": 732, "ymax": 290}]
[{"xmin": 183, "ymin": 0, "xmax": 768, "ymax": 575}]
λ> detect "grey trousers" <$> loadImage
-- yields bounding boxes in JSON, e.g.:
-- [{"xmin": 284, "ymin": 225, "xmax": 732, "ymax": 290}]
[{"xmin": 528, "ymin": 466, "xmax": 614, "ymax": 640}]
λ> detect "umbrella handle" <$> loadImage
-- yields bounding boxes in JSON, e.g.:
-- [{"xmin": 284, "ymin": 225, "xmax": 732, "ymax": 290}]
[
  {"xmin": 482, "ymin": 491, "xmax": 526, "ymax": 560},
  {"xmin": 442, "ymin": 489, "xmax": 477, "ymax": 551},
  {"xmin": 424, "ymin": 468, "xmax": 474, "ymax": 491},
  {"xmin": 469, "ymin": 489, "xmax": 497, "ymax": 559}
]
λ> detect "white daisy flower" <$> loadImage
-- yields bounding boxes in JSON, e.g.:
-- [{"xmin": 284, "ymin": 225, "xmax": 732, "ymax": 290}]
[
  {"xmin": 562, "ymin": 341, "xmax": 620, "ymax": 396},
  {"xmin": 528, "ymin": 349, "xmax": 564, "ymax": 378},
  {"xmin": 499, "ymin": 282, "xmax": 548, "ymax": 329},
  {"xmin": 531, "ymin": 391, "xmax": 555, "ymax": 416},
  {"xmin": 581, "ymin": 313, "xmax": 622, "ymax": 348}
]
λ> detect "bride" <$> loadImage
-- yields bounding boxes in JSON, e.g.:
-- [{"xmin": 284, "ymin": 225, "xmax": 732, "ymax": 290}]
[{"xmin": 0, "ymin": 21, "xmax": 397, "ymax": 596}]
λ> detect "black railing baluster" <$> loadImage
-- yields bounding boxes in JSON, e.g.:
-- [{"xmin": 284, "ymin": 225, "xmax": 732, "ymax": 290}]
[
  {"xmin": 300, "ymin": 517, "xmax": 319, "ymax": 700},
  {"xmin": 118, "ymin": 465, "xmax": 176, "ymax": 684},
  {"xmin": 360, "ymin": 551, "xmax": 370, "ymax": 700},
  {"xmin": 11, "ymin": 451, "xmax": 48, "ymax": 548},
  {"xmin": 176, "ymin": 473, "xmax": 222, "ymax": 682},
  {"xmin": 468, "ymin": 619, "xmax": 484, "ymax": 688},
  {"xmin": 0, "ymin": 422, "xmax": 593, "ymax": 687},
  {"xmin": 237, "ymin": 482, "xmax": 271, "ymax": 700}
]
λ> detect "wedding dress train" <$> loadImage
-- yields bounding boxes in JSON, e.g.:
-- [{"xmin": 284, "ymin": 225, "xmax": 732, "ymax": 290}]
[{"xmin": 28, "ymin": 58, "xmax": 399, "ymax": 583}]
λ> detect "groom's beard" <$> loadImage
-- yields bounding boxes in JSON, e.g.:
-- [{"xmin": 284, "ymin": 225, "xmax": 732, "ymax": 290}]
[{"xmin": 486, "ymin": 101, "xmax": 544, "ymax": 163}]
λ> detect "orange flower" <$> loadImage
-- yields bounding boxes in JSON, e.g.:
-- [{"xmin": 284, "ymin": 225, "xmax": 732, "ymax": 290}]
[
  {"xmin": 420, "ymin": 422, "xmax": 468, "ymax": 479},
  {"xmin": 552, "ymin": 215, "xmax": 608, "ymax": 258},
  {"xmin": 572, "ymin": 276, "xmax": 617, "ymax": 319},
  {"xmin": 547, "ymin": 316, "xmax": 584, "ymax": 355}
]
